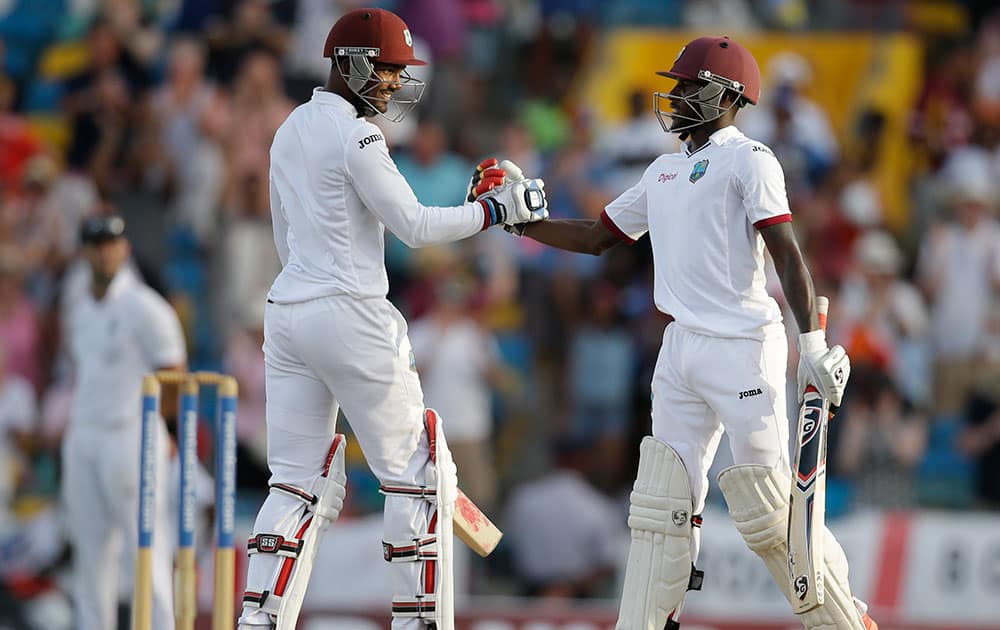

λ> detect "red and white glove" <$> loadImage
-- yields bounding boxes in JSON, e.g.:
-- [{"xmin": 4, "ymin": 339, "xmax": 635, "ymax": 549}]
[{"xmin": 467, "ymin": 158, "xmax": 507, "ymax": 202}]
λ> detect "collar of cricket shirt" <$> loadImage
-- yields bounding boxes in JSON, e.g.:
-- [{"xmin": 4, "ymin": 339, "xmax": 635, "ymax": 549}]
[
  {"xmin": 311, "ymin": 88, "xmax": 360, "ymax": 117},
  {"xmin": 685, "ymin": 125, "xmax": 741, "ymax": 157}
]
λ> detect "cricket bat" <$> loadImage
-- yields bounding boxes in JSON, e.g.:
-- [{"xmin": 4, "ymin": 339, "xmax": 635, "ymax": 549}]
[
  {"xmin": 454, "ymin": 489, "xmax": 503, "ymax": 556},
  {"xmin": 788, "ymin": 295, "xmax": 834, "ymax": 612}
]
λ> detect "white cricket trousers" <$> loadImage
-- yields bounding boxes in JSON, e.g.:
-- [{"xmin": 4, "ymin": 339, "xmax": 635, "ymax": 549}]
[
  {"xmin": 246, "ymin": 295, "xmax": 434, "ymax": 629},
  {"xmin": 651, "ymin": 322, "xmax": 790, "ymax": 560},
  {"xmin": 62, "ymin": 420, "xmax": 174, "ymax": 630}
]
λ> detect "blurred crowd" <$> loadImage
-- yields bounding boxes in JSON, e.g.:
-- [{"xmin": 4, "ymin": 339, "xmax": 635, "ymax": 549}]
[{"xmin": 1, "ymin": 0, "xmax": 999, "ymax": 620}]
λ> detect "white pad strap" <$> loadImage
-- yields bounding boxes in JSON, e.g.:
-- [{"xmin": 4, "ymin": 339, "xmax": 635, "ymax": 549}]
[
  {"xmin": 242, "ymin": 434, "xmax": 347, "ymax": 629},
  {"xmin": 383, "ymin": 535, "xmax": 438, "ymax": 562},
  {"xmin": 391, "ymin": 596, "xmax": 437, "ymax": 619},
  {"xmin": 717, "ymin": 465, "xmax": 866, "ymax": 630},
  {"xmin": 615, "ymin": 436, "xmax": 697, "ymax": 630}
]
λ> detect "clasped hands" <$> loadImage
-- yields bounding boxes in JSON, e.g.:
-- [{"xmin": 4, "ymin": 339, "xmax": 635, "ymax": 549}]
[{"xmin": 466, "ymin": 158, "xmax": 547, "ymax": 232}]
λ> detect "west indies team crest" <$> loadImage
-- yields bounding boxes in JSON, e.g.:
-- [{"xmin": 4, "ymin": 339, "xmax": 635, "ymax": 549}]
[{"xmin": 689, "ymin": 159, "xmax": 709, "ymax": 183}]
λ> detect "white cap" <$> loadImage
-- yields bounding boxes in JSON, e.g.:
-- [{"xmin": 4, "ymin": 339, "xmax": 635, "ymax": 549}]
[
  {"xmin": 840, "ymin": 180, "xmax": 882, "ymax": 227},
  {"xmin": 854, "ymin": 229, "xmax": 902, "ymax": 274},
  {"xmin": 939, "ymin": 146, "xmax": 997, "ymax": 206},
  {"xmin": 766, "ymin": 52, "xmax": 812, "ymax": 88}
]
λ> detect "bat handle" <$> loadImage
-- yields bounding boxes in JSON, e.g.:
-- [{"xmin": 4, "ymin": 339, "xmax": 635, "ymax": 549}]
[
  {"xmin": 815, "ymin": 295, "xmax": 840, "ymax": 416},
  {"xmin": 816, "ymin": 295, "xmax": 829, "ymax": 332}
]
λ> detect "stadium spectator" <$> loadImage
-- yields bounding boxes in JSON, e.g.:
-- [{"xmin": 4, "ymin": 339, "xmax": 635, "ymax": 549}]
[
  {"xmin": 834, "ymin": 367, "xmax": 928, "ymax": 509},
  {"xmin": 837, "ymin": 229, "xmax": 931, "ymax": 406},
  {"xmin": 742, "ymin": 52, "xmax": 839, "ymax": 187},
  {"xmin": 203, "ymin": 0, "xmax": 290, "ymax": 85},
  {"xmin": 0, "ymin": 343, "xmax": 37, "ymax": 507},
  {"xmin": 0, "ymin": 74, "xmax": 42, "ymax": 192},
  {"xmin": 150, "ymin": 36, "xmax": 225, "ymax": 246},
  {"xmin": 0, "ymin": 248, "xmax": 42, "ymax": 391},
  {"xmin": 409, "ymin": 273, "xmax": 508, "ymax": 511},
  {"xmin": 566, "ymin": 281, "xmax": 635, "ymax": 491},
  {"xmin": 917, "ymin": 147, "xmax": 1000, "ymax": 416},
  {"xmin": 503, "ymin": 435, "xmax": 626, "ymax": 598},
  {"xmin": 957, "ymin": 372, "xmax": 1000, "ymax": 507}
]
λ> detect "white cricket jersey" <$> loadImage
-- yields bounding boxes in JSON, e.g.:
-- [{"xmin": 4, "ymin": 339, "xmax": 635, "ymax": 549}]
[
  {"xmin": 602, "ymin": 126, "xmax": 791, "ymax": 340},
  {"xmin": 66, "ymin": 268, "xmax": 186, "ymax": 428},
  {"xmin": 267, "ymin": 89, "xmax": 488, "ymax": 303}
]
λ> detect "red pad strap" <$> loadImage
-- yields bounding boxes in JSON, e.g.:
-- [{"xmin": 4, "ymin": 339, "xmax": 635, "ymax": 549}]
[{"xmin": 273, "ymin": 517, "xmax": 313, "ymax": 597}]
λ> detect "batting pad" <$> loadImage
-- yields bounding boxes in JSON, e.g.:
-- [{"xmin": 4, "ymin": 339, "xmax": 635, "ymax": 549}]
[
  {"xmin": 241, "ymin": 435, "xmax": 347, "ymax": 629},
  {"xmin": 616, "ymin": 437, "xmax": 696, "ymax": 630},
  {"xmin": 380, "ymin": 409, "xmax": 457, "ymax": 630},
  {"xmin": 717, "ymin": 465, "xmax": 866, "ymax": 630}
]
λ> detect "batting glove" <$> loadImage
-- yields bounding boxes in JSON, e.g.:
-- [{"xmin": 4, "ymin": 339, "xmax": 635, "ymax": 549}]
[
  {"xmin": 467, "ymin": 158, "xmax": 506, "ymax": 202},
  {"xmin": 797, "ymin": 330, "xmax": 851, "ymax": 406},
  {"xmin": 478, "ymin": 178, "xmax": 548, "ymax": 227},
  {"xmin": 494, "ymin": 160, "xmax": 537, "ymax": 235}
]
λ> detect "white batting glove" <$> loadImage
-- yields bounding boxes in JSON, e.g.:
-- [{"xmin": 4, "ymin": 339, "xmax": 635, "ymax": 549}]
[
  {"xmin": 478, "ymin": 178, "xmax": 548, "ymax": 227},
  {"xmin": 499, "ymin": 159, "xmax": 525, "ymax": 182},
  {"xmin": 493, "ymin": 160, "xmax": 541, "ymax": 235},
  {"xmin": 797, "ymin": 330, "xmax": 851, "ymax": 406}
]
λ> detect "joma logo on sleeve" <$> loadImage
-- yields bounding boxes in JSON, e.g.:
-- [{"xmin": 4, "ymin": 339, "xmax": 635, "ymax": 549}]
[{"xmin": 358, "ymin": 133, "xmax": 384, "ymax": 149}]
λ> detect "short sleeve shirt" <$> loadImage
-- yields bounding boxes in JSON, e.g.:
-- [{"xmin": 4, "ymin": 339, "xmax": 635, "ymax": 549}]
[
  {"xmin": 66, "ymin": 268, "xmax": 186, "ymax": 428},
  {"xmin": 602, "ymin": 126, "xmax": 790, "ymax": 339}
]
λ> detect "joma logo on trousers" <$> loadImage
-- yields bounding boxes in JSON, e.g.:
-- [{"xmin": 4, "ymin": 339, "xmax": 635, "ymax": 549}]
[{"xmin": 739, "ymin": 388, "xmax": 763, "ymax": 400}]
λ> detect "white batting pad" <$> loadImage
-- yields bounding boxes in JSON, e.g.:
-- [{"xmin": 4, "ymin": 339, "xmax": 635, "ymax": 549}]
[
  {"xmin": 241, "ymin": 435, "xmax": 347, "ymax": 629},
  {"xmin": 427, "ymin": 409, "xmax": 456, "ymax": 629},
  {"xmin": 381, "ymin": 409, "xmax": 457, "ymax": 630},
  {"xmin": 717, "ymin": 465, "xmax": 867, "ymax": 630},
  {"xmin": 615, "ymin": 437, "xmax": 696, "ymax": 630}
]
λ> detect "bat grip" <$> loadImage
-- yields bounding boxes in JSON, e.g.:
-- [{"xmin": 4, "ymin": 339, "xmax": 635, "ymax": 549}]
[
  {"xmin": 815, "ymin": 295, "xmax": 839, "ymax": 416},
  {"xmin": 816, "ymin": 295, "xmax": 829, "ymax": 331}
]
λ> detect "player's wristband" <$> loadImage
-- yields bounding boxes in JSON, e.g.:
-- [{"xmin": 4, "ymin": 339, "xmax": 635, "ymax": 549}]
[{"xmin": 478, "ymin": 198, "xmax": 505, "ymax": 230}]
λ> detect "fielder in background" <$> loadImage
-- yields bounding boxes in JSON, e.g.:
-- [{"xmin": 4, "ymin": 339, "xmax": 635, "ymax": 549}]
[
  {"xmin": 238, "ymin": 8, "xmax": 546, "ymax": 630},
  {"xmin": 61, "ymin": 215, "xmax": 187, "ymax": 629},
  {"xmin": 504, "ymin": 36, "xmax": 876, "ymax": 630}
]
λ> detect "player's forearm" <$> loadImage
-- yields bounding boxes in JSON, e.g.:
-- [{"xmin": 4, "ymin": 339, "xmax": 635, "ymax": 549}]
[
  {"xmin": 761, "ymin": 223, "xmax": 818, "ymax": 333},
  {"xmin": 394, "ymin": 202, "xmax": 487, "ymax": 248},
  {"xmin": 773, "ymin": 249, "xmax": 817, "ymax": 334},
  {"xmin": 521, "ymin": 219, "xmax": 608, "ymax": 255}
]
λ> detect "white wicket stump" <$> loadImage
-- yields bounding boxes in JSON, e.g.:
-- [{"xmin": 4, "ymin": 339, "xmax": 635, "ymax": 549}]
[
  {"xmin": 214, "ymin": 378, "xmax": 238, "ymax": 630},
  {"xmin": 133, "ymin": 376, "xmax": 160, "ymax": 630},
  {"xmin": 133, "ymin": 371, "xmax": 239, "ymax": 630},
  {"xmin": 176, "ymin": 379, "xmax": 199, "ymax": 630}
]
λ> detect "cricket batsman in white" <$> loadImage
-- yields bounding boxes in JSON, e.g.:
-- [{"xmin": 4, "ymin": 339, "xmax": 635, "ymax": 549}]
[
  {"xmin": 503, "ymin": 36, "xmax": 878, "ymax": 630},
  {"xmin": 238, "ymin": 8, "xmax": 547, "ymax": 629}
]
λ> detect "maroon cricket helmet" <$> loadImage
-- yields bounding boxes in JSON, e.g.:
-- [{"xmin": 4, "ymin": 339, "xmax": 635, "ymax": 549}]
[
  {"xmin": 323, "ymin": 8, "xmax": 426, "ymax": 67},
  {"xmin": 658, "ymin": 36, "xmax": 760, "ymax": 105}
]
